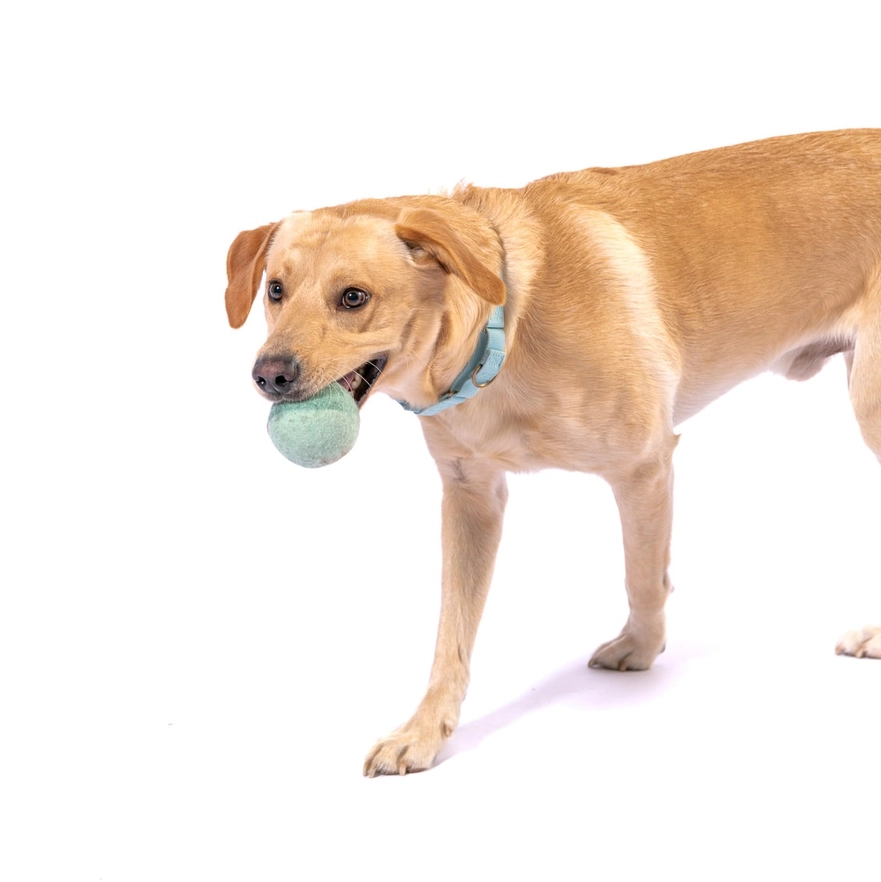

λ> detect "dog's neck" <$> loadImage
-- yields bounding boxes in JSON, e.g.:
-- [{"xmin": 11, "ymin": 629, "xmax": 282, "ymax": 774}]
[{"xmin": 397, "ymin": 303, "xmax": 506, "ymax": 416}]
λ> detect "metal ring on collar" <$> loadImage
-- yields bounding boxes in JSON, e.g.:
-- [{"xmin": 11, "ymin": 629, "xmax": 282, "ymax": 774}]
[{"xmin": 471, "ymin": 363, "xmax": 496, "ymax": 388}]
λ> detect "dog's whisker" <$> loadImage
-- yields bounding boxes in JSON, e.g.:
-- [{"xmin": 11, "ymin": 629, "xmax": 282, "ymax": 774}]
[
  {"xmin": 360, "ymin": 361, "xmax": 385, "ymax": 386},
  {"xmin": 354, "ymin": 369, "xmax": 375, "ymax": 390}
]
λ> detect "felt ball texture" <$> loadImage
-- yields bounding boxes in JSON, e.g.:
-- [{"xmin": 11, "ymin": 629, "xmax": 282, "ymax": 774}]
[{"xmin": 266, "ymin": 383, "xmax": 360, "ymax": 468}]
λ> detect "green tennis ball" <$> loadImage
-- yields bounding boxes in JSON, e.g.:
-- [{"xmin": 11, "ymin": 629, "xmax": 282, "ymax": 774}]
[{"xmin": 266, "ymin": 383, "xmax": 360, "ymax": 468}]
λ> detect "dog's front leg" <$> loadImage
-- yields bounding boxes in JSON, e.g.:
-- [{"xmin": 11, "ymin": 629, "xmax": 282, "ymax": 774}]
[
  {"xmin": 589, "ymin": 445, "xmax": 676, "ymax": 671},
  {"xmin": 364, "ymin": 459, "xmax": 507, "ymax": 776}
]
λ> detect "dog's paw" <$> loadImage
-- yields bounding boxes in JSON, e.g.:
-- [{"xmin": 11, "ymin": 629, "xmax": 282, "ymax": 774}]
[
  {"xmin": 835, "ymin": 626, "xmax": 881, "ymax": 659},
  {"xmin": 588, "ymin": 631, "xmax": 664, "ymax": 671},
  {"xmin": 363, "ymin": 717, "xmax": 453, "ymax": 777}
]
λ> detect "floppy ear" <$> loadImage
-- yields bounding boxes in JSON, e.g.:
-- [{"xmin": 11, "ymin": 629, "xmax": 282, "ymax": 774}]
[
  {"xmin": 225, "ymin": 223, "xmax": 279, "ymax": 328},
  {"xmin": 394, "ymin": 207, "xmax": 506, "ymax": 305}
]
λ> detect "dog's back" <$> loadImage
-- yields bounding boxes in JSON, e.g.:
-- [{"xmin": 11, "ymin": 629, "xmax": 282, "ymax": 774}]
[{"xmin": 510, "ymin": 130, "xmax": 881, "ymax": 421}]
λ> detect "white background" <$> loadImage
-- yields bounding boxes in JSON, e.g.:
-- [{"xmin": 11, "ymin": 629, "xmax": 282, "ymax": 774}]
[{"xmin": 2, "ymin": 2, "xmax": 879, "ymax": 880}]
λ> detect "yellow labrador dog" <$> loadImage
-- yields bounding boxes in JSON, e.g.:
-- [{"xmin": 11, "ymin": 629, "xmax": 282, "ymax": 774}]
[{"xmin": 226, "ymin": 130, "xmax": 881, "ymax": 776}]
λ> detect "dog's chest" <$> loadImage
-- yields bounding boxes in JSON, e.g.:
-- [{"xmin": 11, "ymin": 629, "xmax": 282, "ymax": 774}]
[{"xmin": 423, "ymin": 397, "xmax": 628, "ymax": 475}]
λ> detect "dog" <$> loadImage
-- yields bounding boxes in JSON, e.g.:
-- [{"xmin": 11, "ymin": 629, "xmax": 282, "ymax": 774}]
[{"xmin": 225, "ymin": 130, "xmax": 881, "ymax": 776}]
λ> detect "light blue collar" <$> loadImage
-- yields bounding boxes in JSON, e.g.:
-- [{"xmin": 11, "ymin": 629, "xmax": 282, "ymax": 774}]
[{"xmin": 398, "ymin": 304, "xmax": 506, "ymax": 416}]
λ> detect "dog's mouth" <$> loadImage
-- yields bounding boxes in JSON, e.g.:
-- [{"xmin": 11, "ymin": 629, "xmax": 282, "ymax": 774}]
[{"xmin": 337, "ymin": 354, "xmax": 387, "ymax": 407}]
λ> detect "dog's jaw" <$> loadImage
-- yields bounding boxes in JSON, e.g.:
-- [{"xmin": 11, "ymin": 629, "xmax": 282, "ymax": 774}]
[{"xmin": 337, "ymin": 354, "xmax": 388, "ymax": 408}]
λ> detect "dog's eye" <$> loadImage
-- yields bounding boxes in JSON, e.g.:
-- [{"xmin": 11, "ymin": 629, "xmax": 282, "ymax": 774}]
[
  {"xmin": 267, "ymin": 280, "xmax": 284, "ymax": 302},
  {"xmin": 341, "ymin": 288, "xmax": 370, "ymax": 309}
]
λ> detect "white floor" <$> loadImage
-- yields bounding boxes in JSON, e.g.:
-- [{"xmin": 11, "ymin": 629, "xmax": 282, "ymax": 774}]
[{"xmin": 3, "ymin": 5, "xmax": 879, "ymax": 880}]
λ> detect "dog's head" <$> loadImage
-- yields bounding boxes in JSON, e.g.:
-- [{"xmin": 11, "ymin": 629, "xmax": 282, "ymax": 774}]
[{"xmin": 225, "ymin": 199, "xmax": 506, "ymax": 410}]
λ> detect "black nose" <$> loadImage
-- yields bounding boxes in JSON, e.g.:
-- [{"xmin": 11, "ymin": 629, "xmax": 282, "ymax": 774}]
[{"xmin": 252, "ymin": 355, "xmax": 300, "ymax": 397}]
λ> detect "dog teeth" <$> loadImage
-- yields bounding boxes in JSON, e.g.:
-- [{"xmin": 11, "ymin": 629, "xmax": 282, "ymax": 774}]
[{"xmin": 350, "ymin": 373, "xmax": 363, "ymax": 390}]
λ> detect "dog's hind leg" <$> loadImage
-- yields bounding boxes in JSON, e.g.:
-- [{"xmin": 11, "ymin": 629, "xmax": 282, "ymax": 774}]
[
  {"xmin": 364, "ymin": 457, "xmax": 508, "ymax": 776},
  {"xmin": 589, "ymin": 438, "xmax": 677, "ymax": 671},
  {"xmin": 848, "ymin": 263, "xmax": 881, "ymax": 465},
  {"xmin": 836, "ymin": 263, "xmax": 881, "ymax": 659}
]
